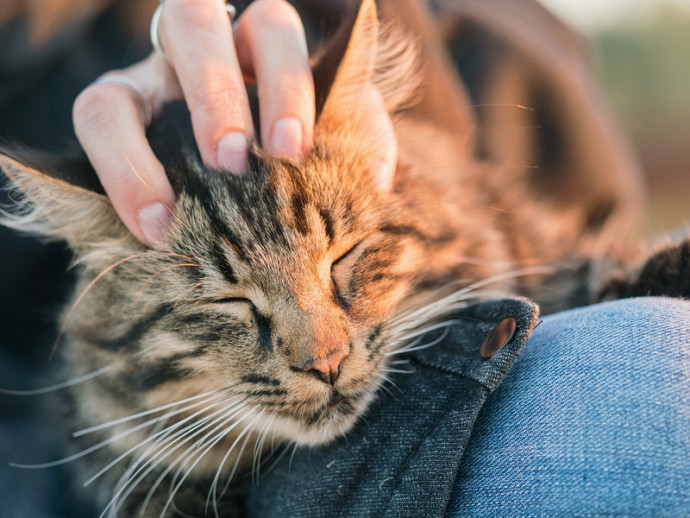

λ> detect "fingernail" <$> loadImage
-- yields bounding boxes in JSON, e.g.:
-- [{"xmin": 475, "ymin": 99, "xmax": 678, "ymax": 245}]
[
  {"xmin": 138, "ymin": 202, "xmax": 171, "ymax": 244},
  {"xmin": 217, "ymin": 132, "xmax": 247, "ymax": 174},
  {"xmin": 270, "ymin": 117, "xmax": 303, "ymax": 160}
]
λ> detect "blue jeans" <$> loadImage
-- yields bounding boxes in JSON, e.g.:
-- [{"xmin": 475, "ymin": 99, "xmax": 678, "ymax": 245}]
[
  {"xmin": 2, "ymin": 298, "xmax": 688, "ymax": 517},
  {"xmin": 449, "ymin": 297, "xmax": 690, "ymax": 516}
]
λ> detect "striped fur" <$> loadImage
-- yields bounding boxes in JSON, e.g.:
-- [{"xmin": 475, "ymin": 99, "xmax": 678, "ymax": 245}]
[{"xmin": 0, "ymin": 0, "xmax": 630, "ymax": 515}]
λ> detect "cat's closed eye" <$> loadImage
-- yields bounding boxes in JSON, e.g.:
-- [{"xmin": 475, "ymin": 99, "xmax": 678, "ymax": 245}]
[
  {"xmin": 331, "ymin": 240, "xmax": 366, "ymax": 309},
  {"xmin": 212, "ymin": 297, "xmax": 252, "ymax": 305},
  {"xmin": 333, "ymin": 241, "xmax": 365, "ymax": 267}
]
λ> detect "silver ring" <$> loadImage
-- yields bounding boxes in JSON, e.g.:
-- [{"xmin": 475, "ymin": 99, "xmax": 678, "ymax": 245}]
[
  {"xmin": 150, "ymin": 2, "xmax": 237, "ymax": 62},
  {"xmin": 92, "ymin": 75, "xmax": 153, "ymax": 127}
]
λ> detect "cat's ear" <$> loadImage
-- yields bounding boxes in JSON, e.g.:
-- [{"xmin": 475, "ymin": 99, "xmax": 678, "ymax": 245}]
[
  {"xmin": 313, "ymin": 0, "xmax": 377, "ymax": 120},
  {"xmin": 314, "ymin": 0, "xmax": 419, "ymax": 121},
  {"xmin": 312, "ymin": 0, "xmax": 418, "ymax": 189},
  {"xmin": 0, "ymin": 150, "xmax": 135, "ymax": 249}
]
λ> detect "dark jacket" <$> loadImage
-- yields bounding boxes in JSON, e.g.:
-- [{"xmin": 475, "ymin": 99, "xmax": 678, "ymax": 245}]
[
  {"xmin": 0, "ymin": 1, "xmax": 641, "ymax": 516},
  {"xmin": 245, "ymin": 298, "xmax": 539, "ymax": 517}
]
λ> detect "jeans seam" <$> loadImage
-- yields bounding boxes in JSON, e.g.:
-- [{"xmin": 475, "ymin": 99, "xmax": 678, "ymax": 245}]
[{"xmin": 381, "ymin": 374, "xmax": 488, "ymax": 515}]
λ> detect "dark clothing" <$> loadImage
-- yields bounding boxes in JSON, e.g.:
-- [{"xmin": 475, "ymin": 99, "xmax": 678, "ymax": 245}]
[
  {"xmin": 246, "ymin": 298, "xmax": 539, "ymax": 517},
  {"xmin": 0, "ymin": 1, "xmax": 642, "ymax": 516}
]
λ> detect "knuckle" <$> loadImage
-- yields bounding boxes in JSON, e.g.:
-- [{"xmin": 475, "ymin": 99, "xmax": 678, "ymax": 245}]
[
  {"xmin": 188, "ymin": 75, "xmax": 242, "ymax": 118},
  {"xmin": 165, "ymin": 0, "xmax": 223, "ymax": 29},
  {"xmin": 275, "ymin": 74, "xmax": 313, "ymax": 109},
  {"xmin": 73, "ymin": 83, "xmax": 119, "ymax": 134},
  {"xmin": 244, "ymin": 0, "xmax": 302, "ymax": 31}
]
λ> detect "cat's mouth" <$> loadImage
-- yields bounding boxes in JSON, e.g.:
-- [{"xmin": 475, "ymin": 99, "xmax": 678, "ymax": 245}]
[{"xmin": 327, "ymin": 392, "xmax": 346, "ymax": 409}]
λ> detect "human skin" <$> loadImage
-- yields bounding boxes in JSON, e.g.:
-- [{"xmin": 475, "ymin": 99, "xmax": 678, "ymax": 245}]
[{"xmin": 72, "ymin": 0, "xmax": 396, "ymax": 245}]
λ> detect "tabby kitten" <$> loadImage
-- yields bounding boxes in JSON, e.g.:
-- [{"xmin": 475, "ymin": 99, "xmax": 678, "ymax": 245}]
[{"xmin": 1, "ymin": 0, "xmax": 684, "ymax": 516}]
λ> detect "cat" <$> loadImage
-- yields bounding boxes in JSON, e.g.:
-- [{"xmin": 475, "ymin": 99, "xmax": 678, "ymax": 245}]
[{"xmin": 1, "ymin": 0, "xmax": 687, "ymax": 516}]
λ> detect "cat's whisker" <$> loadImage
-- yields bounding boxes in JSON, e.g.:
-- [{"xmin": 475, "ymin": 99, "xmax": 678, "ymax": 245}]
[
  {"xmin": 386, "ymin": 332, "xmax": 425, "ymax": 356},
  {"xmin": 106, "ymin": 400, "xmax": 250, "ymax": 518},
  {"xmin": 390, "ymin": 265, "xmax": 559, "ymax": 336},
  {"xmin": 10, "ymin": 402, "xmax": 204, "ymax": 471},
  {"xmin": 51, "ymin": 252, "xmax": 150, "ymax": 360},
  {"xmin": 395, "ymin": 125, "xmax": 543, "ymax": 149},
  {"xmin": 110, "ymin": 417, "xmax": 220, "ymax": 518},
  {"xmin": 250, "ymin": 419, "xmax": 265, "ymax": 487},
  {"xmin": 84, "ymin": 396, "xmax": 243, "ymax": 487},
  {"xmin": 172, "ymin": 280, "xmax": 207, "ymax": 309},
  {"xmin": 102, "ymin": 395, "xmax": 249, "ymax": 490},
  {"xmin": 74, "ymin": 384, "xmax": 236, "ymax": 437},
  {"xmin": 389, "ymin": 286, "xmax": 521, "ymax": 348},
  {"xmin": 83, "ymin": 403, "xmax": 221, "ymax": 487},
  {"xmin": 451, "ymin": 265, "xmax": 559, "ymax": 297},
  {"xmin": 254, "ymin": 439, "xmax": 290, "ymax": 488},
  {"xmin": 170, "ymin": 501, "xmax": 197, "ymax": 518},
  {"xmin": 160, "ymin": 408, "xmax": 264, "ymax": 518},
  {"xmin": 395, "ymin": 319, "xmax": 464, "ymax": 343},
  {"xmin": 467, "ymin": 102, "xmax": 535, "ymax": 112},
  {"xmin": 390, "ymin": 290, "xmax": 497, "ymax": 331},
  {"xmin": 208, "ymin": 410, "xmax": 274, "ymax": 517},
  {"xmin": 123, "ymin": 153, "xmax": 189, "ymax": 232},
  {"xmin": 386, "ymin": 326, "xmax": 452, "ymax": 357},
  {"xmin": 287, "ymin": 441, "xmax": 300, "ymax": 473},
  {"xmin": 1, "ymin": 342, "xmax": 173, "ymax": 395},
  {"xmin": 133, "ymin": 262, "xmax": 200, "ymax": 302},
  {"xmin": 167, "ymin": 427, "xmax": 231, "ymax": 512},
  {"xmin": 135, "ymin": 409, "xmax": 242, "ymax": 518},
  {"xmin": 212, "ymin": 417, "xmax": 257, "ymax": 513},
  {"xmin": 0, "ymin": 365, "xmax": 113, "ymax": 396},
  {"xmin": 91, "ymin": 398, "xmax": 247, "ymax": 490},
  {"xmin": 380, "ymin": 366, "xmax": 415, "ymax": 375},
  {"xmin": 252, "ymin": 412, "xmax": 277, "ymax": 486},
  {"xmin": 125, "ymin": 397, "xmax": 249, "ymax": 478},
  {"xmin": 57, "ymin": 250, "xmax": 198, "ymax": 361},
  {"xmin": 389, "ymin": 359, "xmax": 414, "ymax": 368},
  {"xmin": 371, "ymin": 375, "xmax": 395, "ymax": 397}
]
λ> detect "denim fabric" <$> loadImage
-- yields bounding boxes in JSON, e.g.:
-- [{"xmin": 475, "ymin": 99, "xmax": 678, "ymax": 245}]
[
  {"xmin": 449, "ymin": 297, "xmax": 690, "ymax": 517},
  {"xmin": 245, "ymin": 298, "xmax": 540, "ymax": 517}
]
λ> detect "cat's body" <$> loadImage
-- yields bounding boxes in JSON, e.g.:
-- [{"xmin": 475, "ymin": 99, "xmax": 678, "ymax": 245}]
[{"xmin": 1, "ymin": 1, "xmax": 687, "ymax": 516}]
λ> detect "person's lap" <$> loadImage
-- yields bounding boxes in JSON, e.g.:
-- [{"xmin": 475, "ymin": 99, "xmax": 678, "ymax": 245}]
[
  {"xmin": 449, "ymin": 297, "xmax": 690, "ymax": 517},
  {"xmin": 2, "ymin": 297, "xmax": 688, "ymax": 516}
]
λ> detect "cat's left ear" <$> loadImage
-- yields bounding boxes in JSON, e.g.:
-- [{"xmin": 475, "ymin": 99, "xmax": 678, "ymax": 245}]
[
  {"xmin": 313, "ymin": 0, "xmax": 418, "ymax": 190},
  {"xmin": 0, "ymin": 150, "xmax": 135, "ymax": 249}
]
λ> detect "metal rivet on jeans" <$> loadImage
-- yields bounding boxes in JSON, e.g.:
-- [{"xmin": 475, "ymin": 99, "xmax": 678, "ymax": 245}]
[{"xmin": 480, "ymin": 318, "xmax": 517, "ymax": 359}]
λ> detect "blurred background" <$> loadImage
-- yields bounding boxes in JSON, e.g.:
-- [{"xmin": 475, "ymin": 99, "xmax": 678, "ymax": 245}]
[{"xmin": 541, "ymin": 0, "xmax": 690, "ymax": 235}]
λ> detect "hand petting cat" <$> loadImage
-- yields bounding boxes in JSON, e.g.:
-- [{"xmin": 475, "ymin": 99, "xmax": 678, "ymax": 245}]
[{"xmin": 72, "ymin": 0, "xmax": 396, "ymax": 246}]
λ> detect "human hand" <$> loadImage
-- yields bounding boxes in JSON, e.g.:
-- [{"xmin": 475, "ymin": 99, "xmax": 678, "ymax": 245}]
[{"xmin": 73, "ymin": 0, "xmax": 315, "ymax": 244}]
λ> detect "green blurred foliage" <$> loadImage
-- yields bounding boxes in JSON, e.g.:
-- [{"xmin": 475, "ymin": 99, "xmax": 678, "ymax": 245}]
[
  {"xmin": 594, "ymin": 5, "xmax": 690, "ymax": 133},
  {"xmin": 591, "ymin": 5, "xmax": 690, "ymax": 231}
]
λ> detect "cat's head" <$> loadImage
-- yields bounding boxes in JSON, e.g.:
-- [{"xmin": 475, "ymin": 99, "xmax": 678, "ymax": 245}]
[{"xmin": 0, "ymin": 0, "xmax": 423, "ymax": 449}]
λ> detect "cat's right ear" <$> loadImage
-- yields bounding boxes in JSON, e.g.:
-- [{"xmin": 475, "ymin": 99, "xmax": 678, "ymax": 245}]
[
  {"xmin": 311, "ymin": 0, "xmax": 417, "ymax": 190},
  {"xmin": 0, "ymin": 150, "xmax": 136, "ymax": 249}
]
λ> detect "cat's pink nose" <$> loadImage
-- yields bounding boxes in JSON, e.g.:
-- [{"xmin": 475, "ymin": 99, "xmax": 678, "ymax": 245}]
[{"xmin": 299, "ymin": 345, "xmax": 349, "ymax": 386}]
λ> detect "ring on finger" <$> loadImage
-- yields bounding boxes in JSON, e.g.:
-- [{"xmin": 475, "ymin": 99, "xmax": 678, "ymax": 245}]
[
  {"xmin": 92, "ymin": 75, "xmax": 153, "ymax": 127},
  {"xmin": 150, "ymin": 1, "xmax": 238, "ymax": 62}
]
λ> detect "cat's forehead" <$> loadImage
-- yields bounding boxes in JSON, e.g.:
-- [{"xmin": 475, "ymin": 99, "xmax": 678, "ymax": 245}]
[{"xmin": 176, "ymin": 153, "xmax": 384, "ymax": 264}]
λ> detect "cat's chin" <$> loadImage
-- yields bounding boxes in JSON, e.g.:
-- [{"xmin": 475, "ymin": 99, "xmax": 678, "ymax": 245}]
[{"xmin": 270, "ymin": 390, "xmax": 377, "ymax": 447}]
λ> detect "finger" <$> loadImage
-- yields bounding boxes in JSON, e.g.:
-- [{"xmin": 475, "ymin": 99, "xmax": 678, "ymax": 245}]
[
  {"xmin": 121, "ymin": 53, "xmax": 184, "ymax": 121},
  {"xmin": 159, "ymin": 0, "xmax": 253, "ymax": 173},
  {"xmin": 74, "ymin": 66, "xmax": 177, "ymax": 245},
  {"xmin": 234, "ymin": 0, "xmax": 315, "ymax": 160}
]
